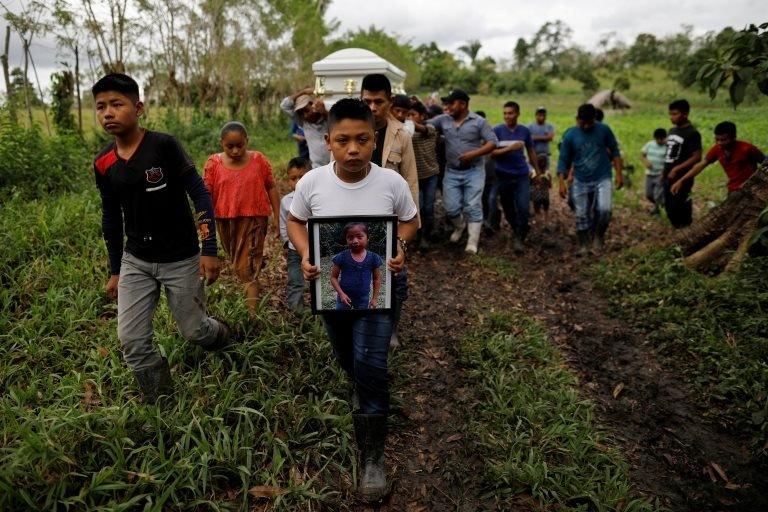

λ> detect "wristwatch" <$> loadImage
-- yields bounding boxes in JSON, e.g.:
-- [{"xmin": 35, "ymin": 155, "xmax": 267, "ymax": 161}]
[{"xmin": 397, "ymin": 237, "xmax": 408, "ymax": 254}]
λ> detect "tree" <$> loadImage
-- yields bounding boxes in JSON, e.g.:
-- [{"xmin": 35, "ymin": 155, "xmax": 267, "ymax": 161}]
[
  {"xmin": 529, "ymin": 20, "xmax": 573, "ymax": 76},
  {"xmin": 513, "ymin": 37, "xmax": 530, "ymax": 69},
  {"xmin": 696, "ymin": 23, "xmax": 768, "ymax": 106},
  {"xmin": 415, "ymin": 42, "xmax": 458, "ymax": 90},
  {"xmin": 627, "ymin": 33, "xmax": 661, "ymax": 66},
  {"xmin": 51, "ymin": 1, "xmax": 85, "ymax": 132},
  {"xmin": 674, "ymin": 163, "xmax": 768, "ymax": 273},
  {"xmin": 79, "ymin": 0, "xmax": 136, "ymax": 74},
  {"xmin": 50, "ymin": 69, "xmax": 76, "ymax": 132},
  {"xmin": 659, "ymin": 24, "xmax": 694, "ymax": 68},
  {"xmin": 1, "ymin": 0, "xmax": 50, "ymax": 131},
  {"xmin": 457, "ymin": 39, "xmax": 482, "ymax": 66},
  {"xmin": 1, "ymin": 25, "xmax": 15, "ymax": 121}
]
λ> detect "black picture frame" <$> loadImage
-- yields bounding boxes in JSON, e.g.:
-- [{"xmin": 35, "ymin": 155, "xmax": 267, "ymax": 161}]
[{"xmin": 308, "ymin": 215, "xmax": 398, "ymax": 315}]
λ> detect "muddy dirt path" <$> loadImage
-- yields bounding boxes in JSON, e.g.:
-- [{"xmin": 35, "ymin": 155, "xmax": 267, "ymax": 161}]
[{"xmin": 360, "ymin": 195, "xmax": 767, "ymax": 511}]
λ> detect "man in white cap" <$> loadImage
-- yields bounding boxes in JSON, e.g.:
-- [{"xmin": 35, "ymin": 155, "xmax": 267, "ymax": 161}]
[{"xmin": 280, "ymin": 86, "xmax": 330, "ymax": 169}]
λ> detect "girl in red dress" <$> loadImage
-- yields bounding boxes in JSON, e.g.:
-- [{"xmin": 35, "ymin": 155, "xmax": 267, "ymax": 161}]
[{"xmin": 204, "ymin": 122, "xmax": 280, "ymax": 314}]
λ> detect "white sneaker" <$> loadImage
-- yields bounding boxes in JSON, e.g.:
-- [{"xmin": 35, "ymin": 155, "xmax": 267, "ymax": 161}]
[
  {"xmin": 449, "ymin": 216, "xmax": 466, "ymax": 243},
  {"xmin": 465, "ymin": 222, "xmax": 482, "ymax": 254}
]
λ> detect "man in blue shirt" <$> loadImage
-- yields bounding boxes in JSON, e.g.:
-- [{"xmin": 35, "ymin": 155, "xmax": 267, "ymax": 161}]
[
  {"xmin": 557, "ymin": 103, "xmax": 623, "ymax": 253},
  {"xmin": 527, "ymin": 106, "xmax": 554, "ymax": 171},
  {"xmin": 491, "ymin": 101, "xmax": 540, "ymax": 253},
  {"xmin": 428, "ymin": 89, "xmax": 498, "ymax": 254}
]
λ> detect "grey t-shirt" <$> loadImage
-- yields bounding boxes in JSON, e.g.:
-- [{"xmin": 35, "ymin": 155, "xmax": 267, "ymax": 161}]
[
  {"xmin": 527, "ymin": 122, "xmax": 554, "ymax": 155},
  {"xmin": 280, "ymin": 97, "xmax": 330, "ymax": 169}
]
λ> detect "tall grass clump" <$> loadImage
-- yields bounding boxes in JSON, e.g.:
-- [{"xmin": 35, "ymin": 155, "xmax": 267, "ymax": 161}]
[
  {"xmin": 0, "ymin": 192, "xmax": 358, "ymax": 510},
  {"xmin": 460, "ymin": 312, "xmax": 660, "ymax": 511},
  {"xmin": 0, "ymin": 110, "xmax": 92, "ymax": 200},
  {"xmin": 594, "ymin": 249, "xmax": 768, "ymax": 443}
]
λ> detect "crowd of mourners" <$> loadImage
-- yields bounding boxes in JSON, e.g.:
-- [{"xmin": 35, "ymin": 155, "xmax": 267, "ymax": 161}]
[{"xmin": 90, "ymin": 71, "xmax": 765, "ymax": 503}]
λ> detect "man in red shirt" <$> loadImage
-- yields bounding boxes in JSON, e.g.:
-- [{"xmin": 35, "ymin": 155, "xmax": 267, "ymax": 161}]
[{"xmin": 671, "ymin": 121, "xmax": 764, "ymax": 196}]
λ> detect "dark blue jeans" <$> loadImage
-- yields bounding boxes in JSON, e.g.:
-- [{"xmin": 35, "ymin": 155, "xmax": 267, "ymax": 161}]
[
  {"xmin": 496, "ymin": 172, "xmax": 531, "ymax": 234},
  {"xmin": 418, "ymin": 175, "xmax": 438, "ymax": 237},
  {"xmin": 323, "ymin": 314, "xmax": 392, "ymax": 414}
]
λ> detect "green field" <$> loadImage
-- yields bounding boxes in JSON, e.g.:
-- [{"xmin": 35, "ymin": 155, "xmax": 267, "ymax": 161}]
[{"xmin": 1, "ymin": 65, "xmax": 766, "ymax": 509}]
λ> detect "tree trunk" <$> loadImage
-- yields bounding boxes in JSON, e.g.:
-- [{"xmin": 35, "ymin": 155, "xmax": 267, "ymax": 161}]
[
  {"xmin": 673, "ymin": 164, "xmax": 768, "ymax": 272},
  {"xmin": 22, "ymin": 40, "xmax": 33, "ymax": 127},
  {"xmin": 75, "ymin": 44, "xmax": 83, "ymax": 134},
  {"xmin": 2, "ymin": 26, "xmax": 15, "ymax": 123}
]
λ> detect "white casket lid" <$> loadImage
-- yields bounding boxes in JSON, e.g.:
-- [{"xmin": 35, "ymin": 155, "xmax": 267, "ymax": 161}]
[{"xmin": 312, "ymin": 48, "xmax": 405, "ymax": 79}]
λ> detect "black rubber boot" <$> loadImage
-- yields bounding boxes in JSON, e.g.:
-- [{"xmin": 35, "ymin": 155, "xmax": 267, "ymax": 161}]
[
  {"xmin": 577, "ymin": 229, "xmax": 591, "ymax": 256},
  {"xmin": 133, "ymin": 357, "xmax": 173, "ymax": 404},
  {"xmin": 512, "ymin": 233, "xmax": 524, "ymax": 254},
  {"xmin": 593, "ymin": 223, "xmax": 608, "ymax": 251},
  {"xmin": 201, "ymin": 319, "xmax": 232, "ymax": 351},
  {"xmin": 353, "ymin": 413, "xmax": 388, "ymax": 502}
]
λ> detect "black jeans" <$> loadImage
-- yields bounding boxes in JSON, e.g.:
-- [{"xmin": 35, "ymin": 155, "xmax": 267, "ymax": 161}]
[{"xmin": 663, "ymin": 176, "xmax": 693, "ymax": 228}]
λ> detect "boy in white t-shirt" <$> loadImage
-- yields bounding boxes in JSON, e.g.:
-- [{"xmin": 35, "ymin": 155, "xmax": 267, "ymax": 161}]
[{"xmin": 286, "ymin": 98, "xmax": 418, "ymax": 502}]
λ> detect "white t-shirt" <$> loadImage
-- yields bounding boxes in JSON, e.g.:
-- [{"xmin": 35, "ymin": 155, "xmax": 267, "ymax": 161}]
[{"xmin": 289, "ymin": 162, "xmax": 418, "ymax": 221}]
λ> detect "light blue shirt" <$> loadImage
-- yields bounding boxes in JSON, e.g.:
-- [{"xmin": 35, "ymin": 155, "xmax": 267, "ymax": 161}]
[{"xmin": 428, "ymin": 112, "xmax": 498, "ymax": 169}]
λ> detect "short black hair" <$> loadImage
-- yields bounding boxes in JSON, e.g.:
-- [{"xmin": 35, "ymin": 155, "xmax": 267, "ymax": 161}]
[
  {"xmin": 653, "ymin": 128, "xmax": 667, "ymax": 139},
  {"xmin": 595, "ymin": 107, "xmax": 604, "ymax": 122},
  {"xmin": 410, "ymin": 100, "xmax": 427, "ymax": 116},
  {"xmin": 669, "ymin": 99, "xmax": 690, "ymax": 114},
  {"xmin": 393, "ymin": 94, "xmax": 411, "ymax": 109},
  {"xmin": 220, "ymin": 121, "xmax": 248, "ymax": 139},
  {"xmin": 92, "ymin": 73, "xmax": 140, "ymax": 102},
  {"xmin": 576, "ymin": 103, "xmax": 596, "ymax": 122},
  {"xmin": 343, "ymin": 222, "xmax": 369, "ymax": 237},
  {"xmin": 287, "ymin": 156, "xmax": 310, "ymax": 170},
  {"xmin": 503, "ymin": 101, "xmax": 520, "ymax": 112},
  {"xmin": 714, "ymin": 121, "xmax": 736, "ymax": 137},
  {"xmin": 361, "ymin": 74, "xmax": 392, "ymax": 96},
  {"xmin": 475, "ymin": 110, "xmax": 486, "ymax": 118},
  {"xmin": 328, "ymin": 98, "xmax": 375, "ymax": 131}
]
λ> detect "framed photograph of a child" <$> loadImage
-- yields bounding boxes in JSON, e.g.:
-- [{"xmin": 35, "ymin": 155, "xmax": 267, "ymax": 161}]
[{"xmin": 308, "ymin": 215, "xmax": 397, "ymax": 314}]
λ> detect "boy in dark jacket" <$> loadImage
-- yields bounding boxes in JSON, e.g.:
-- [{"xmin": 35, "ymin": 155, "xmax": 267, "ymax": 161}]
[{"xmin": 92, "ymin": 73, "xmax": 229, "ymax": 404}]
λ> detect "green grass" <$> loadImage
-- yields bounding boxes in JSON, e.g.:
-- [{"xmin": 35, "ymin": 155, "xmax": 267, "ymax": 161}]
[
  {"xmin": 592, "ymin": 249, "xmax": 768, "ymax": 446},
  {"xmin": 470, "ymin": 253, "xmax": 520, "ymax": 279},
  {"xmin": 3, "ymin": 65, "xmax": 767, "ymax": 508},
  {"xmin": 0, "ymin": 192, "xmax": 358, "ymax": 510},
  {"xmin": 460, "ymin": 312, "xmax": 662, "ymax": 511}
]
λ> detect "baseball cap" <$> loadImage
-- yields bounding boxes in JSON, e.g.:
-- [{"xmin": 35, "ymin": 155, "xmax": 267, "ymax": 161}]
[
  {"xmin": 441, "ymin": 89, "xmax": 470, "ymax": 103},
  {"xmin": 535, "ymin": 106, "xmax": 547, "ymax": 114},
  {"xmin": 294, "ymin": 94, "xmax": 312, "ymax": 112}
]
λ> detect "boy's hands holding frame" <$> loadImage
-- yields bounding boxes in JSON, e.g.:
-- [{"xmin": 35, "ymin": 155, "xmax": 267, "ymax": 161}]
[{"xmin": 287, "ymin": 214, "xmax": 418, "ymax": 281}]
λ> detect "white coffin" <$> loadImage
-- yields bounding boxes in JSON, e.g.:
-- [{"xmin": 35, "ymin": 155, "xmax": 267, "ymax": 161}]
[{"xmin": 312, "ymin": 48, "xmax": 406, "ymax": 107}]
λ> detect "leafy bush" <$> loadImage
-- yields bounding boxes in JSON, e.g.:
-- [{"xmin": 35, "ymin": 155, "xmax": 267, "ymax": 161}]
[
  {"xmin": 493, "ymin": 70, "xmax": 551, "ymax": 95},
  {"xmin": 0, "ymin": 110, "xmax": 91, "ymax": 200},
  {"xmin": 614, "ymin": 75, "xmax": 631, "ymax": 91}
]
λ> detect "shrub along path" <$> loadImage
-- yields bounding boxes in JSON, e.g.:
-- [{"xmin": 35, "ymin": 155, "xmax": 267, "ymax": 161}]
[{"xmin": 372, "ymin": 195, "xmax": 767, "ymax": 511}]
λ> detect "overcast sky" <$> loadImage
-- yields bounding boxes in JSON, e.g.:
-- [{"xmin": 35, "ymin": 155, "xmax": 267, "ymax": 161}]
[
  {"xmin": 325, "ymin": 0, "xmax": 763, "ymax": 61},
  {"xmin": 0, "ymin": 0, "xmax": 762, "ymax": 95}
]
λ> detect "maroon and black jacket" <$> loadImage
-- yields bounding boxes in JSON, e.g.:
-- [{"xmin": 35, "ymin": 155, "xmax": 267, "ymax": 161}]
[{"xmin": 94, "ymin": 130, "xmax": 216, "ymax": 275}]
